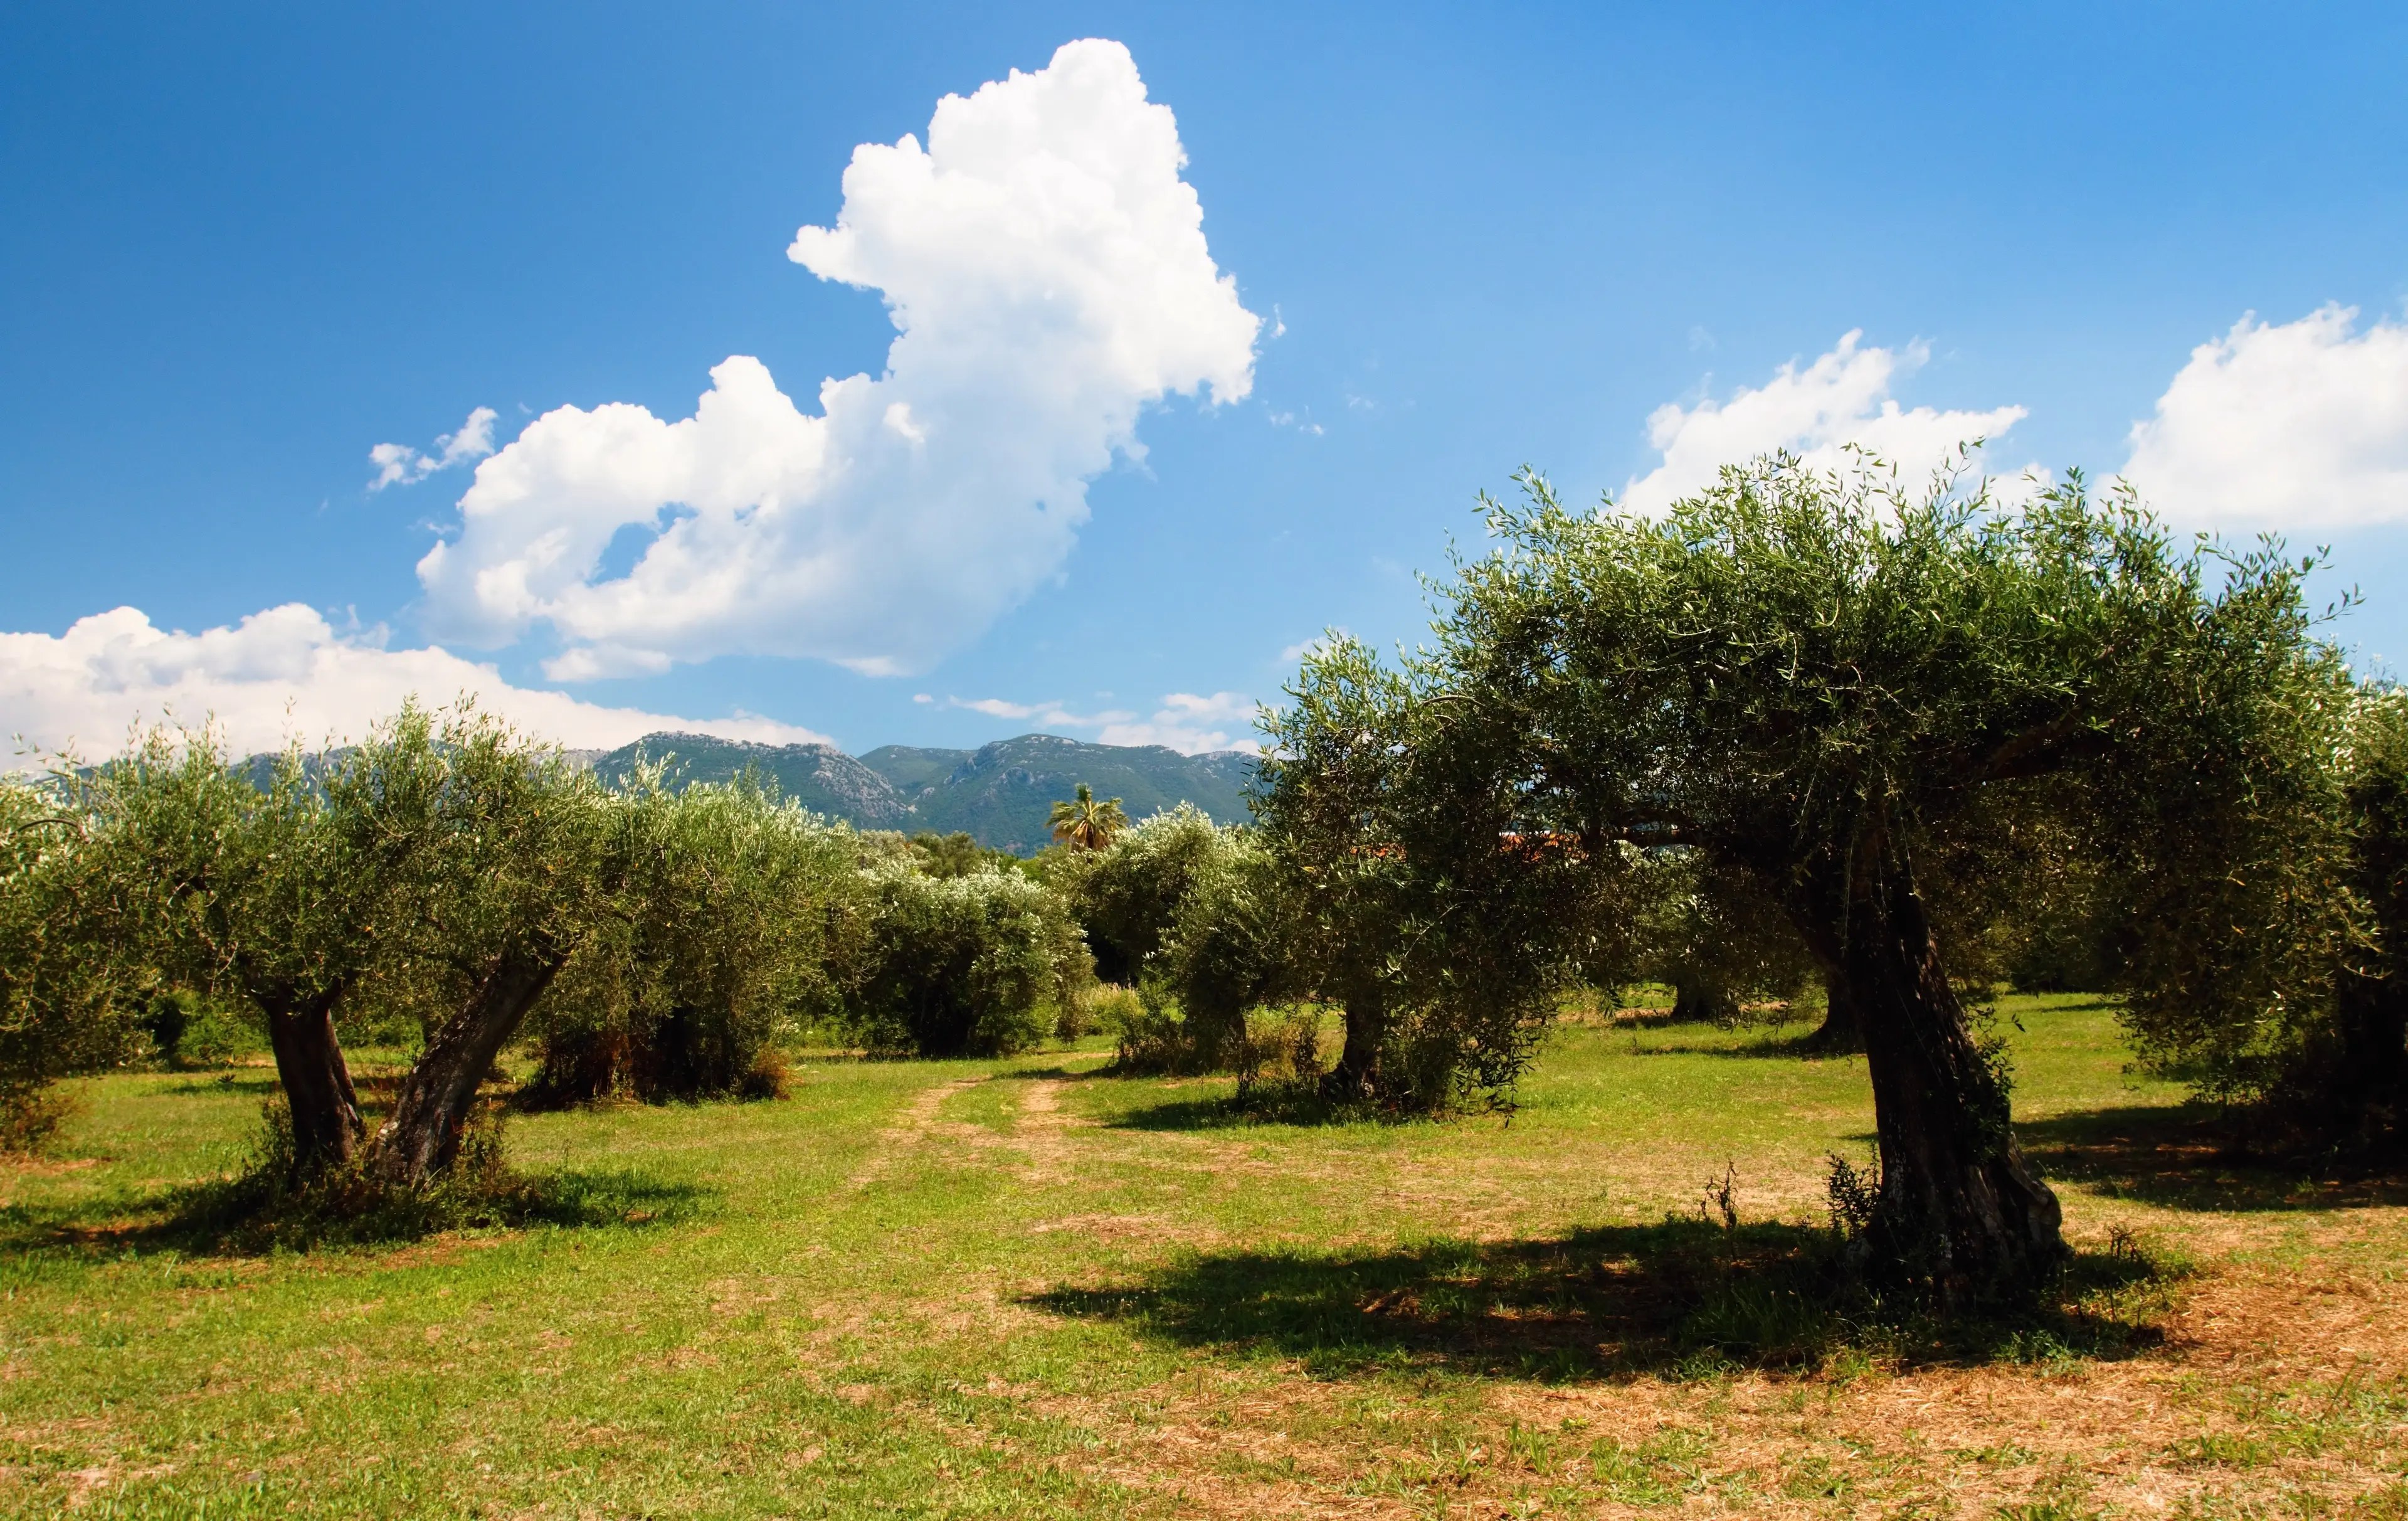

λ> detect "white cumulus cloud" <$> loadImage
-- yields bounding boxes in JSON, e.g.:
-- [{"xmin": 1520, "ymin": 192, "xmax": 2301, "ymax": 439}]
[
  {"xmin": 417, "ymin": 38, "xmax": 1259, "ymax": 681},
  {"xmin": 1621, "ymin": 332, "xmax": 2034, "ymax": 514},
  {"xmin": 0, "ymin": 605, "xmax": 830, "ymax": 763},
  {"xmin": 938, "ymin": 689, "xmax": 1253, "ymax": 753},
  {"xmin": 369, "ymin": 406, "xmax": 498, "ymax": 490},
  {"xmin": 2123, "ymin": 304, "xmax": 2408, "ymax": 529},
  {"xmin": 1097, "ymin": 691, "xmax": 1256, "ymax": 753}
]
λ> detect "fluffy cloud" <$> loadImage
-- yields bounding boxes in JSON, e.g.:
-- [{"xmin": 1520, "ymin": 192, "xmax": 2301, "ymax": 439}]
[
  {"xmin": 0, "ymin": 605, "xmax": 828, "ymax": 763},
  {"xmin": 939, "ymin": 689, "xmax": 1254, "ymax": 753},
  {"xmin": 1621, "ymin": 332, "xmax": 2033, "ymax": 514},
  {"xmin": 1098, "ymin": 691, "xmax": 1257, "ymax": 753},
  {"xmin": 418, "ymin": 39, "xmax": 1259, "ymax": 681},
  {"xmin": 2123, "ymin": 305, "xmax": 2408, "ymax": 529},
  {"xmin": 369, "ymin": 407, "xmax": 497, "ymax": 490}
]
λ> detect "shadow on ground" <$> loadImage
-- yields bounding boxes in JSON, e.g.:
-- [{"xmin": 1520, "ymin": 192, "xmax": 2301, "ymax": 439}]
[
  {"xmin": 1030, "ymin": 1221, "xmax": 2178, "ymax": 1381},
  {"xmin": 2018, "ymin": 1103, "xmax": 2408, "ymax": 1212},
  {"xmin": 4, "ymin": 1166, "xmax": 712, "ymax": 1260}
]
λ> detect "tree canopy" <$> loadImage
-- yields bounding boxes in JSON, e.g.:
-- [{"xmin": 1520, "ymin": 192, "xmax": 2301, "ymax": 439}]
[{"xmin": 1301, "ymin": 455, "xmax": 2352, "ymax": 1297}]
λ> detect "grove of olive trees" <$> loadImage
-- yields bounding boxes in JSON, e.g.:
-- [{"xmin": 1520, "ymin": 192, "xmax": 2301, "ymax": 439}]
[{"xmin": 5, "ymin": 454, "xmax": 2405, "ymax": 1308}]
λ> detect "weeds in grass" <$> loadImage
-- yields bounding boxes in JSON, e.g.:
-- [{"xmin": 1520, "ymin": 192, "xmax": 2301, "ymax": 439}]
[{"xmin": 161, "ymin": 1098, "xmax": 705, "ymax": 1251}]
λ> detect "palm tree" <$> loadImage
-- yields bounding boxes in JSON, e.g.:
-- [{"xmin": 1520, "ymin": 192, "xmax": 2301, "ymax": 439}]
[{"xmin": 1048, "ymin": 782, "xmax": 1129, "ymax": 852}]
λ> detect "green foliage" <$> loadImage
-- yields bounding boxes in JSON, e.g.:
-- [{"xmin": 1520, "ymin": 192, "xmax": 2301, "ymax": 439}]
[
  {"xmin": 1047, "ymin": 780, "xmax": 1131, "ymax": 852},
  {"xmin": 908, "ymin": 829, "xmax": 1017, "ymax": 879},
  {"xmin": 524, "ymin": 770, "xmax": 860, "ymax": 1106},
  {"xmin": 1053, "ymin": 803, "xmax": 1244, "ymax": 985},
  {"xmin": 1629, "ymin": 849, "xmax": 1817, "ymax": 1024},
  {"xmin": 0, "ymin": 775, "xmax": 146, "ymax": 1131},
  {"xmin": 1255, "ymin": 632, "xmax": 1594, "ymax": 1110},
  {"xmin": 137, "ymin": 990, "xmax": 258, "ymax": 1068},
  {"xmin": 838, "ymin": 864, "xmax": 1091, "ymax": 1057}
]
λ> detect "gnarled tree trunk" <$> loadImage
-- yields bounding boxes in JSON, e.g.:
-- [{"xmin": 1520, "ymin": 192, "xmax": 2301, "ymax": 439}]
[
  {"xmin": 1321, "ymin": 985, "xmax": 1387, "ymax": 1101},
  {"xmin": 1838, "ymin": 856, "xmax": 2063, "ymax": 1301},
  {"xmin": 259, "ymin": 989, "xmax": 362, "ymax": 1179},
  {"xmin": 373, "ymin": 943, "xmax": 566, "ymax": 1185}
]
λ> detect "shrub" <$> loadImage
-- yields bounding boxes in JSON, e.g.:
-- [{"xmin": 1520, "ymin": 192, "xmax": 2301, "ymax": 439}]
[
  {"xmin": 1054, "ymin": 805, "xmax": 1243, "ymax": 985},
  {"xmin": 522, "ymin": 775, "xmax": 860, "ymax": 1106},
  {"xmin": 138, "ymin": 990, "xmax": 258, "ymax": 1068},
  {"xmin": 840, "ymin": 865, "xmax": 1092, "ymax": 1057},
  {"xmin": 0, "ymin": 1079, "xmax": 79, "ymax": 1155}
]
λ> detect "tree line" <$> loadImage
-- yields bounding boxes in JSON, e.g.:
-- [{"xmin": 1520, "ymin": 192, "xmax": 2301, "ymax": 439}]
[{"xmin": 6, "ymin": 451, "xmax": 2405, "ymax": 1305}]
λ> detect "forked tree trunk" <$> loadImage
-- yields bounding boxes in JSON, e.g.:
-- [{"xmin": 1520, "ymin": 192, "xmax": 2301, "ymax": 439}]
[
  {"xmin": 1800, "ymin": 968, "xmax": 1863, "ymax": 1053},
  {"xmin": 373, "ymin": 943, "xmax": 566, "ymax": 1185},
  {"xmin": 1321, "ymin": 986, "xmax": 1387, "ymax": 1101},
  {"xmin": 1840, "ymin": 865, "xmax": 2063, "ymax": 1301},
  {"xmin": 260, "ymin": 990, "xmax": 363, "ymax": 1178}
]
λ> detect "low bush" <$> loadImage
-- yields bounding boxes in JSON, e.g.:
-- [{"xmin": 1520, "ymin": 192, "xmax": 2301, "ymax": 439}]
[
  {"xmin": 0, "ymin": 1079, "xmax": 78, "ymax": 1155},
  {"xmin": 520, "ymin": 774, "xmax": 858, "ymax": 1108},
  {"xmin": 839, "ymin": 865, "xmax": 1092, "ymax": 1057},
  {"xmin": 137, "ymin": 990, "xmax": 259, "ymax": 1068}
]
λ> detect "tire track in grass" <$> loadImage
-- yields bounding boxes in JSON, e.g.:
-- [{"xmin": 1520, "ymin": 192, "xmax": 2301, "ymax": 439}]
[{"xmin": 847, "ymin": 1076, "xmax": 986, "ymax": 1192}]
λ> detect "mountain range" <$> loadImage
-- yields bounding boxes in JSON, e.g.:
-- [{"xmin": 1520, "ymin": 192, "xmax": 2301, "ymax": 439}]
[{"xmin": 587, "ymin": 732, "xmax": 1259, "ymax": 854}]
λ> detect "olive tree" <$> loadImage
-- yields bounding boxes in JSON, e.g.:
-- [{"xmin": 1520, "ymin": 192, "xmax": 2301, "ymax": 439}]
[
  {"xmin": 0, "ymin": 778, "xmax": 144, "ymax": 1146},
  {"xmin": 67, "ymin": 724, "xmax": 435, "ymax": 1175},
  {"xmin": 365, "ymin": 714, "xmax": 615, "ymax": 1184},
  {"xmin": 1258, "ymin": 637, "xmax": 1607, "ymax": 1108},
  {"xmin": 525, "ymin": 772, "xmax": 863, "ymax": 1105},
  {"xmin": 1054, "ymin": 804, "xmax": 1241, "ymax": 985},
  {"xmin": 64, "ymin": 706, "xmax": 620, "ymax": 1186},
  {"xmin": 1410, "ymin": 456, "xmax": 2348, "ymax": 1296},
  {"xmin": 838, "ymin": 864, "xmax": 1091, "ymax": 1057}
]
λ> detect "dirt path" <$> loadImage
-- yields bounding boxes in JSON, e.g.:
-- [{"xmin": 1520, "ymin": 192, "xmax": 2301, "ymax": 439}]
[{"xmin": 845, "ymin": 1076, "xmax": 986, "ymax": 1192}]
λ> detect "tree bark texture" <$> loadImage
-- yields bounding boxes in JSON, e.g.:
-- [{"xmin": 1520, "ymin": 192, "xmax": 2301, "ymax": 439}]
[
  {"xmin": 373, "ymin": 943, "xmax": 566, "ymax": 1185},
  {"xmin": 1837, "ymin": 861, "xmax": 2064, "ymax": 1300},
  {"xmin": 260, "ymin": 990, "xmax": 363, "ymax": 1178},
  {"xmin": 1322, "ymin": 987, "xmax": 1387, "ymax": 1101}
]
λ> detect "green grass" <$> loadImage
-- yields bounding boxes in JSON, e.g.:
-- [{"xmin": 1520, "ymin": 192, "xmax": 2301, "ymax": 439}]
[{"xmin": 3, "ymin": 996, "xmax": 2404, "ymax": 1517}]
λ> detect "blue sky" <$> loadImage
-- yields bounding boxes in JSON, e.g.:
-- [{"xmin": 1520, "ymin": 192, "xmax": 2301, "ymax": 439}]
[{"xmin": 5, "ymin": 3, "xmax": 2407, "ymax": 758}]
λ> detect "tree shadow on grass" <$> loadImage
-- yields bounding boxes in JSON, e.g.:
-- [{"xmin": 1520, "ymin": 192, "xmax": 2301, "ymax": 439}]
[
  {"xmin": 150, "ymin": 1071, "xmax": 284, "ymax": 1097},
  {"xmin": 1102, "ymin": 1085, "xmax": 1457, "ymax": 1133},
  {"xmin": 991, "ymin": 1063, "xmax": 1118, "ymax": 1084},
  {"xmin": 1619, "ymin": 1029, "xmax": 1844, "ymax": 1060},
  {"xmin": 9, "ymin": 1165, "xmax": 712, "ymax": 1259},
  {"xmin": 2017, "ymin": 1103, "xmax": 2408, "ymax": 1212},
  {"xmin": 1029, "ymin": 1219, "xmax": 2182, "ymax": 1382}
]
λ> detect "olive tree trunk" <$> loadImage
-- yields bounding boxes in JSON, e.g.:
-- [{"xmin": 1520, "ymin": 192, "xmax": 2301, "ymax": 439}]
[
  {"xmin": 1321, "ymin": 986, "xmax": 1387, "ymax": 1101},
  {"xmin": 260, "ymin": 990, "xmax": 363, "ymax": 1178},
  {"xmin": 372, "ymin": 944, "xmax": 565, "ymax": 1185},
  {"xmin": 1800, "ymin": 968, "xmax": 1863, "ymax": 1052},
  {"xmin": 1838, "ymin": 865, "xmax": 2063, "ymax": 1300}
]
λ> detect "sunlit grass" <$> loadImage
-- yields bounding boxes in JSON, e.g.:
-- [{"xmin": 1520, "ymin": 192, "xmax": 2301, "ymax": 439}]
[{"xmin": 2, "ymin": 997, "xmax": 2400, "ymax": 1517}]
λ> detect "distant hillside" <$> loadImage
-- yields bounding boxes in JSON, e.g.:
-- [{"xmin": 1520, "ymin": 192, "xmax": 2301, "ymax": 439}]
[
  {"xmin": 591, "ymin": 734, "xmax": 914, "ymax": 828},
  {"xmin": 590, "ymin": 732, "xmax": 1258, "ymax": 854}
]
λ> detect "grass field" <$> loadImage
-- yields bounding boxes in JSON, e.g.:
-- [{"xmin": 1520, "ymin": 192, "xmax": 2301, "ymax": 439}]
[{"xmin": 6, "ymin": 995, "xmax": 2408, "ymax": 1518}]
